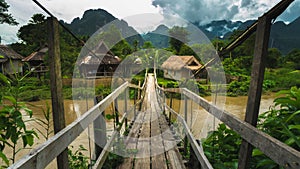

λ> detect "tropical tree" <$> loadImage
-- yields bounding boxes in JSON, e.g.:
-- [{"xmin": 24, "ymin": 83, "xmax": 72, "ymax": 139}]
[
  {"xmin": 266, "ymin": 48, "xmax": 282, "ymax": 68},
  {"xmin": 229, "ymin": 30, "xmax": 256, "ymax": 58},
  {"xmin": 11, "ymin": 13, "xmax": 83, "ymax": 77},
  {"xmin": 168, "ymin": 26, "xmax": 189, "ymax": 54},
  {"xmin": 0, "ymin": 0, "xmax": 18, "ymax": 25},
  {"xmin": 142, "ymin": 41, "xmax": 154, "ymax": 49},
  {"xmin": 285, "ymin": 49, "xmax": 300, "ymax": 64},
  {"xmin": 91, "ymin": 25, "xmax": 132, "ymax": 59},
  {"xmin": 178, "ymin": 44, "xmax": 196, "ymax": 56},
  {"xmin": 10, "ymin": 14, "xmax": 48, "ymax": 57},
  {"xmin": 284, "ymin": 49, "xmax": 300, "ymax": 70}
]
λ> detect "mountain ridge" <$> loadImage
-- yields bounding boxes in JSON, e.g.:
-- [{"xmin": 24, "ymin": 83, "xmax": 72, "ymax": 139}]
[
  {"xmin": 63, "ymin": 9, "xmax": 144, "ymax": 46},
  {"xmin": 62, "ymin": 8, "xmax": 300, "ymax": 54}
]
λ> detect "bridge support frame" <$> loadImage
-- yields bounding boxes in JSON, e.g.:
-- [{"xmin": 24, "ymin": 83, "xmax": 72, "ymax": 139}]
[
  {"xmin": 93, "ymin": 96, "xmax": 107, "ymax": 158},
  {"xmin": 238, "ymin": 14, "xmax": 271, "ymax": 169},
  {"xmin": 48, "ymin": 17, "xmax": 69, "ymax": 169}
]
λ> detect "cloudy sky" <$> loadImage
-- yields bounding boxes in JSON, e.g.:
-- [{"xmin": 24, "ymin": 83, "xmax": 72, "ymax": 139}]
[{"xmin": 0, "ymin": 0, "xmax": 299, "ymax": 44}]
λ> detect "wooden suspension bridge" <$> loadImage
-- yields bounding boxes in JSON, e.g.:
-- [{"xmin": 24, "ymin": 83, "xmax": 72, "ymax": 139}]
[{"xmin": 8, "ymin": 0, "xmax": 300, "ymax": 168}]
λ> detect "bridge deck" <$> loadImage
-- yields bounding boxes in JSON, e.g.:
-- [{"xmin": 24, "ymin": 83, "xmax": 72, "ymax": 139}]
[{"xmin": 117, "ymin": 74, "xmax": 186, "ymax": 169}]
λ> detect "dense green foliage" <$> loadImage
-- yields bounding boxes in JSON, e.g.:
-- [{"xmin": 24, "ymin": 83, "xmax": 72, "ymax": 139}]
[
  {"xmin": 203, "ymin": 87, "xmax": 300, "ymax": 169},
  {"xmin": 168, "ymin": 26, "xmax": 189, "ymax": 54},
  {"xmin": 222, "ymin": 31, "xmax": 300, "ymax": 95},
  {"xmin": 203, "ymin": 123, "xmax": 241, "ymax": 168},
  {"xmin": 0, "ymin": 0, "xmax": 18, "ymax": 25},
  {"xmin": 0, "ymin": 73, "xmax": 38, "ymax": 166},
  {"xmin": 68, "ymin": 145, "xmax": 89, "ymax": 169},
  {"xmin": 10, "ymin": 14, "xmax": 82, "ymax": 77},
  {"xmin": 1, "ymin": 7, "xmax": 300, "ymax": 168}
]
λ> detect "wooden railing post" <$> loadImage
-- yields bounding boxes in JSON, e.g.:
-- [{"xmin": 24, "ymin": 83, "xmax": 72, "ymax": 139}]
[
  {"xmin": 184, "ymin": 95, "xmax": 189, "ymax": 157},
  {"xmin": 134, "ymin": 88, "xmax": 137, "ymax": 119},
  {"xmin": 124, "ymin": 88, "xmax": 128, "ymax": 128},
  {"xmin": 139, "ymin": 88, "xmax": 143, "ymax": 111},
  {"xmin": 238, "ymin": 15, "xmax": 271, "ymax": 169},
  {"xmin": 114, "ymin": 98, "xmax": 119, "ymax": 126},
  {"xmin": 48, "ymin": 17, "xmax": 69, "ymax": 169},
  {"xmin": 189, "ymin": 140, "xmax": 201, "ymax": 168},
  {"xmin": 169, "ymin": 93, "xmax": 173, "ymax": 125},
  {"xmin": 137, "ymin": 81, "xmax": 141, "ymax": 100},
  {"xmin": 163, "ymin": 90, "xmax": 166, "ymax": 115},
  {"xmin": 93, "ymin": 97, "xmax": 107, "ymax": 158}
]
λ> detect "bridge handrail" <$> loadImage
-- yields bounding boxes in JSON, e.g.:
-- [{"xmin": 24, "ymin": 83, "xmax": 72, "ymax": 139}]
[
  {"xmin": 164, "ymin": 104, "xmax": 213, "ymax": 169},
  {"xmin": 154, "ymin": 82, "xmax": 300, "ymax": 168},
  {"xmin": 9, "ymin": 82, "xmax": 129, "ymax": 169},
  {"xmin": 92, "ymin": 88, "xmax": 147, "ymax": 169},
  {"xmin": 152, "ymin": 72, "xmax": 212, "ymax": 168},
  {"xmin": 181, "ymin": 88, "xmax": 300, "ymax": 168}
]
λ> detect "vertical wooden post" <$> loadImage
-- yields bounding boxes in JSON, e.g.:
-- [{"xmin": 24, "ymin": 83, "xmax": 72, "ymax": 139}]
[
  {"xmin": 184, "ymin": 95, "xmax": 189, "ymax": 156},
  {"xmin": 48, "ymin": 17, "xmax": 69, "ymax": 169},
  {"xmin": 238, "ymin": 15, "xmax": 271, "ymax": 169},
  {"xmin": 189, "ymin": 140, "xmax": 201, "ymax": 168},
  {"xmin": 134, "ymin": 88, "xmax": 137, "ymax": 119},
  {"xmin": 138, "ymin": 81, "xmax": 141, "ymax": 100},
  {"xmin": 93, "ymin": 97, "xmax": 106, "ymax": 158},
  {"xmin": 163, "ymin": 90, "xmax": 166, "ymax": 115},
  {"xmin": 125, "ymin": 88, "xmax": 128, "ymax": 128},
  {"xmin": 114, "ymin": 98, "xmax": 119, "ymax": 126},
  {"xmin": 169, "ymin": 93, "xmax": 173, "ymax": 125}
]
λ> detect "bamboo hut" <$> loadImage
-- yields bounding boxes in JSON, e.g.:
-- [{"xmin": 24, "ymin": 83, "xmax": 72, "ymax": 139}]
[
  {"xmin": 161, "ymin": 55, "xmax": 202, "ymax": 80},
  {"xmin": 0, "ymin": 45, "xmax": 24, "ymax": 75}
]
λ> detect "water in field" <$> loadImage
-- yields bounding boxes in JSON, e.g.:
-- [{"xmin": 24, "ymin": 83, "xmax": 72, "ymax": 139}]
[{"xmin": 3, "ymin": 93, "xmax": 277, "ymax": 167}]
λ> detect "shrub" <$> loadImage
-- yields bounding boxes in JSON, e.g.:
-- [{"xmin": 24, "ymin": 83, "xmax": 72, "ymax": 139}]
[{"xmin": 203, "ymin": 87, "xmax": 300, "ymax": 169}]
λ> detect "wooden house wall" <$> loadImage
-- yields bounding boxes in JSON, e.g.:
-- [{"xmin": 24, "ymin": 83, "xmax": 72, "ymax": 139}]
[
  {"xmin": 0, "ymin": 60, "xmax": 23, "ymax": 74},
  {"xmin": 163, "ymin": 69, "xmax": 191, "ymax": 81}
]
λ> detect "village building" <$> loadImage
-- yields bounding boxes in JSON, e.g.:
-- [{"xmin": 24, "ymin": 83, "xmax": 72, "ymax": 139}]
[
  {"xmin": 22, "ymin": 47, "xmax": 49, "ymax": 78},
  {"xmin": 161, "ymin": 55, "xmax": 203, "ymax": 81},
  {"xmin": 78, "ymin": 41, "xmax": 121, "ymax": 78},
  {"xmin": 0, "ymin": 45, "xmax": 24, "ymax": 75}
]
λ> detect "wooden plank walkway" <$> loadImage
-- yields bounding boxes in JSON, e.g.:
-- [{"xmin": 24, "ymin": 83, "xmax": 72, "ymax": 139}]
[{"xmin": 117, "ymin": 74, "xmax": 185, "ymax": 169}]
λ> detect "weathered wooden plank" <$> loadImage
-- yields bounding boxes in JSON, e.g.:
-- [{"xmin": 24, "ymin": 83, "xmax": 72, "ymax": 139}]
[
  {"xmin": 238, "ymin": 14, "xmax": 271, "ymax": 169},
  {"xmin": 165, "ymin": 104, "xmax": 213, "ymax": 169},
  {"xmin": 135, "ymin": 122, "xmax": 151, "ymax": 169},
  {"xmin": 10, "ymin": 82, "xmax": 128, "ymax": 169},
  {"xmin": 93, "ymin": 97, "xmax": 106, "ymax": 158},
  {"xmin": 92, "ymin": 130, "xmax": 119, "ymax": 169},
  {"xmin": 158, "ymin": 112, "xmax": 185, "ymax": 169},
  {"xmin": 47, "ymin": 17, "xmax": 68, "ymax": 169},
  {"xmin": 134, "ymin": 76, "xmax": 152, "ymax": 169},
  {"xmin": 117, "ymin": 112, "xmax": 144, "ymax": 169},
  {"xmin": 93, "ymin": 104, "xmax": 132, "ymax": 169},
  {"xmin": 129, "ymin": 83, "xmax": 143, "ymax": 90},
  {"xmin": 183, "ymin": 96, "xmax": 188, "ymax": 156},
  {"xmin": 163, "ymin": 88, "xmax": 182, "ymax": 93},
  {"xmin": 150, "ymin": 105, "xmax": 167, "ymax": 169},
  {"xmin": 166, "ymin": 149, "xmax": 185, "ymax": 169},
  {"xmin": 182, "ymin": 88, "xmax": 300, "ymax": 168}
]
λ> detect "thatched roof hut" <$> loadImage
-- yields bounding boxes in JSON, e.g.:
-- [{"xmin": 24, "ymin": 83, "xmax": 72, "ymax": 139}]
[
  {"xmin": 0, "ymin": 45, "xmax": 24, "ymax": 74},
  {"xmin": 0, "ymin": 45, "xmax": 23, "ymax": 62},
  {"xmin": 161, "ymin": 55, "xmax": 203, "ymax": 80},
  {"xmin": 78, "ymin": 41, "xmax": 121, "ymax": 77},
  {"xmin": 161, "ymin": 55, "xmax": 202, "ymax": 71},
  {"xmin": 22, "ymin": 47, "xmax": 49, "ymax": 74},
  {"xmin": 22, "ymin": 47, "xmax": 48, "ymax": 62}
]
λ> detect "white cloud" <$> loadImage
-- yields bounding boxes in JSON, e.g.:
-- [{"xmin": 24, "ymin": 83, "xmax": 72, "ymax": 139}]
[
  {"xmin": 152, "ymin": 0, "xmax": 298, "ymax": 24},
  {"xmin": 0, "ymin": 0, "xmax": 160, "ymax": 44},
  {"xmin": 0, "ymin": 0, "xmax": 299, "ymax": 44}
]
